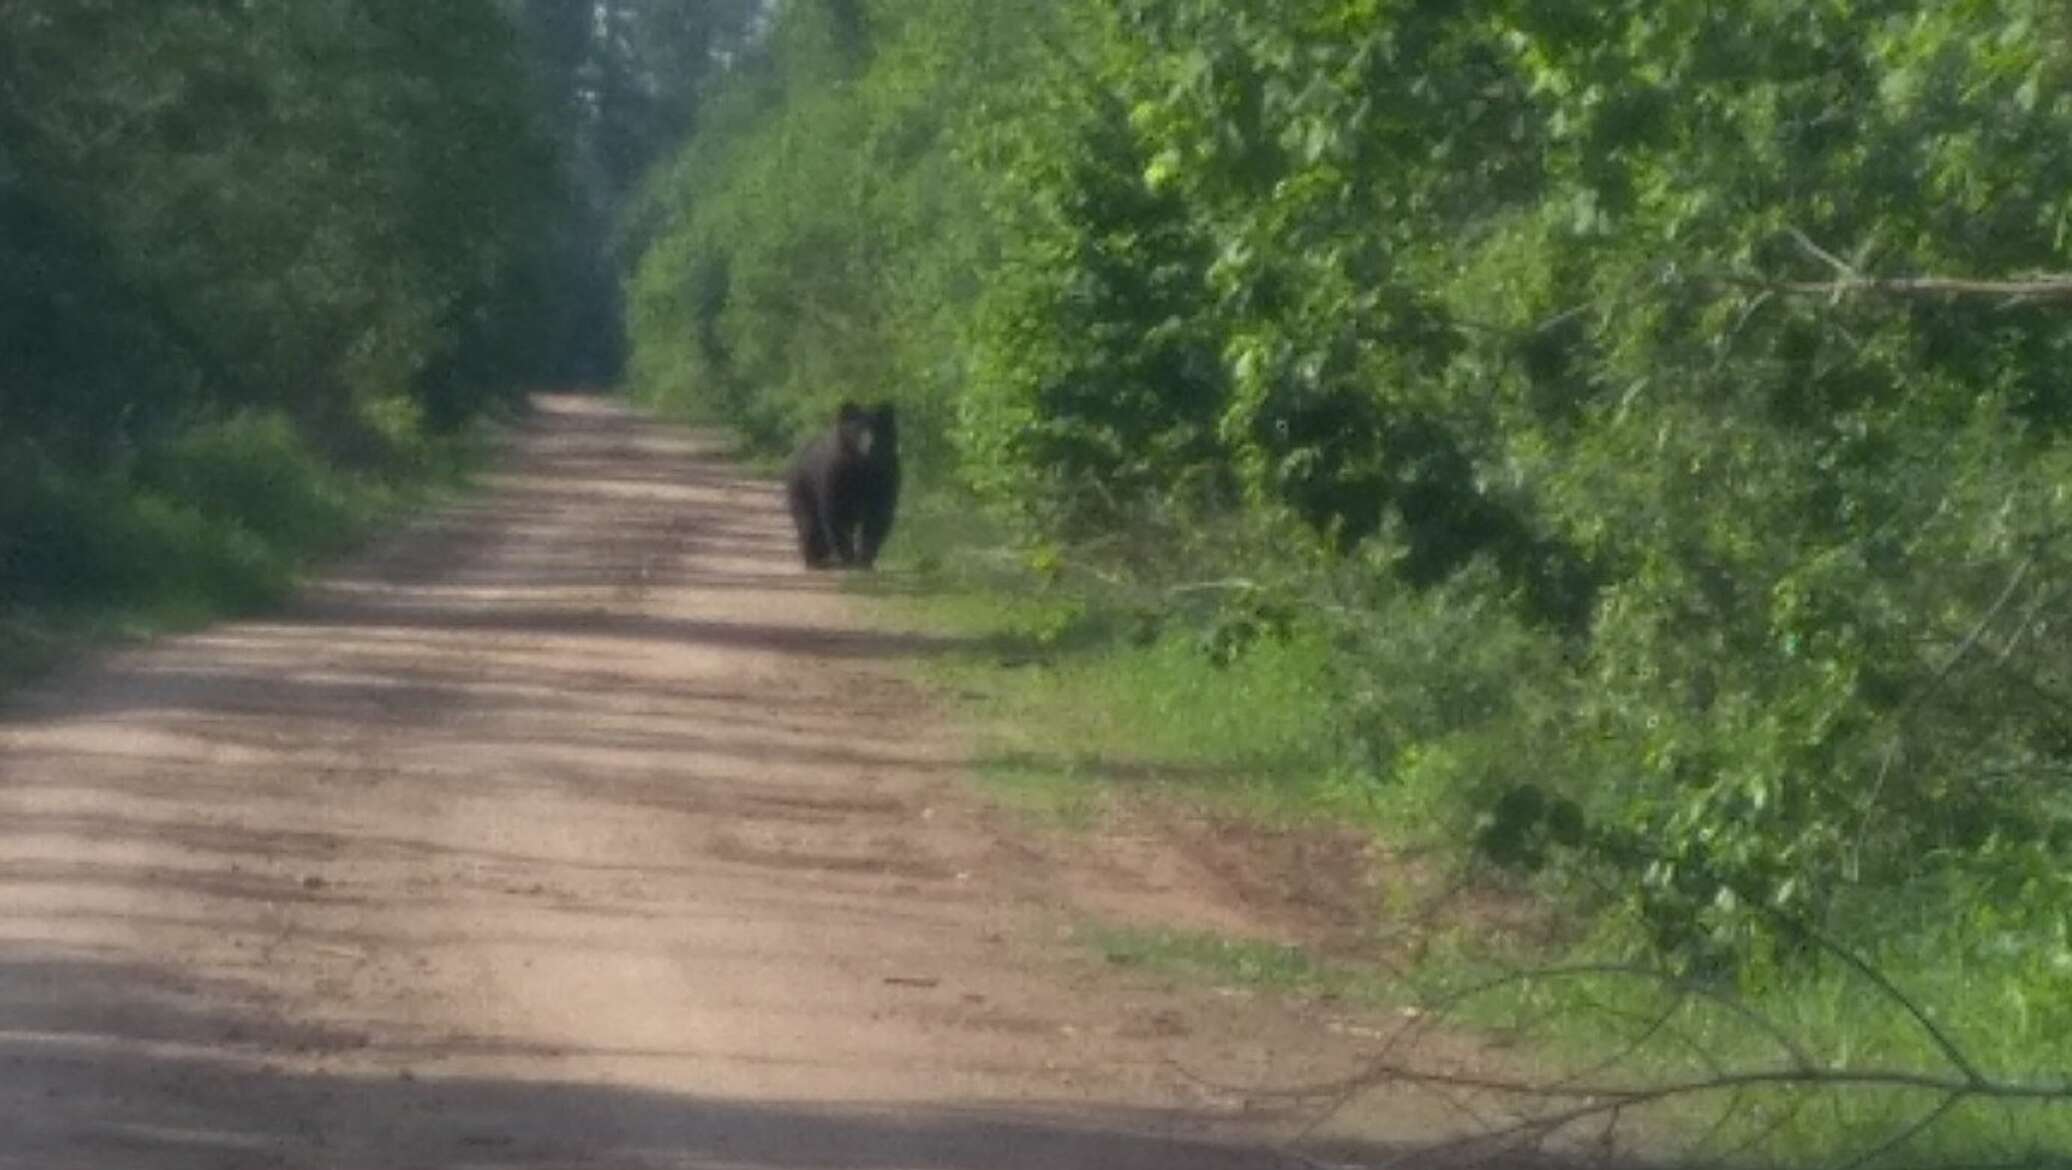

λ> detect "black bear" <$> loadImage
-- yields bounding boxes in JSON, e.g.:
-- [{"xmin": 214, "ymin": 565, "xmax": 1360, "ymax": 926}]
[{"xmin": 784, "ymin": 400, "xmax": 900, "ymax": 570}]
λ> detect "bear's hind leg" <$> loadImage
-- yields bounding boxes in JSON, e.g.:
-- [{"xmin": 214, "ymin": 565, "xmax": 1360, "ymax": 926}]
[
  {"xmin": 825, "ymin": 514, "xmax": 859, "ymax": 566},
  {"xmin": 800, "ymin": 525, "xmax": 832, "ymax": 569},
  {"xmin": 856, "ymin": 504, "xmax": 891, "ymax": 568}
]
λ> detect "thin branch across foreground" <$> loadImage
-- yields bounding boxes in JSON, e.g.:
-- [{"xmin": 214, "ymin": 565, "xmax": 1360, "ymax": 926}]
[{"xmin": 1249, "ymin": 959, "xmax": 2072, "ymax": 1170}]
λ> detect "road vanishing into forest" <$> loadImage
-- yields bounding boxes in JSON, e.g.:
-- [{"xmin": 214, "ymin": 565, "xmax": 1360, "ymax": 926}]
[{"xmin": 0, "ymin": 396, "xmax": 1495, "ymax": 1170}]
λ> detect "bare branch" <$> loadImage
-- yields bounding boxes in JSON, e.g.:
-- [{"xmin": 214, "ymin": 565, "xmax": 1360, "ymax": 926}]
[
  {"xmin": 1334, "ymin": 1059, "xmax": 2066, "ymax": 1122},
  {"xmin": 1789, "ymin": 226, "xmax": 1862, "ymax": 283},
  {"xmin": 1249, "ymin": 954, "xmax": 2066, "ymax": 1167},
  {"xmin": 1762, "ymin": 902, "xmax": 1989, "ymax": 1087},
  {"xmin": 1708, "ymin": 272, "xmax": 2072, "ymax": 301},
  {"xmin": 1165, "ymin": 578, "xmax": 1264, "ymax": 597},
  {"xmin": 1765, "ymin": 228, "xmax": 2072, "ymax": 307},
  {"xmin": 1832, "ymin": 1092, "xmax": 1964, "ymax": 1170}
]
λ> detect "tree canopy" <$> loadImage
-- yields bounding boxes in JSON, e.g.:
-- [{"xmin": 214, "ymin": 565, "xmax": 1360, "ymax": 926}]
[{"xmin": 630, "ymin": 0, "xmax": 2072, "ymax": 982}]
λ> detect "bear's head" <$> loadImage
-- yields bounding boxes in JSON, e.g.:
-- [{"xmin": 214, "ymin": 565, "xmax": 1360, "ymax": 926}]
[
  {"xmin": 832, "ymin": 400, "xmax": 897, "ymax": 464},
  {"xmin": 831, "ymin": 401, "xmax": 872, "ymax": 456}
]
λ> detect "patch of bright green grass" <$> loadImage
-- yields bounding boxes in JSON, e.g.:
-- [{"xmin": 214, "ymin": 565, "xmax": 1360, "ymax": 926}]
[
  {"xmin": 1419, "ymin": 924, "xmax": 2072, "ymax": 1167},
  {"xmin": 856, "ymin": 491, "xmax": 1356, "ymax": 828}
]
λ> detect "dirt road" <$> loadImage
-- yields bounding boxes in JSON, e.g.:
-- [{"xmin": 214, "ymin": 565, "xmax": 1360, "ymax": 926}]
[{"xmin": 0, "ymin": 396, "xmax": 1452, "ymax": 1169}]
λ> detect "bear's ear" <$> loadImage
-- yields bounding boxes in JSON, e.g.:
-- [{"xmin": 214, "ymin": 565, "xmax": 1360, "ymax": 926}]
[
  {"xmin": 871, "ymin": 401, "xmax": 897, "ymax": 426},
  {"xmin": 836, "ymin": 401, "xmax": 866, "ymax": 424}
]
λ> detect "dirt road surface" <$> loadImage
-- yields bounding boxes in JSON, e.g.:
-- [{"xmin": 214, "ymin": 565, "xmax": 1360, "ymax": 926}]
[{"xmin": 0, "ymin": 397, "xmax": 1472, "ymax": 1169}]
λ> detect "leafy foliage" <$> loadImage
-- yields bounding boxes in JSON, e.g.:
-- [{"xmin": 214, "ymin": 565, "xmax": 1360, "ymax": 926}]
[
  {"xmin": 628, "ymin": 0, "xmax": 2072, "ymax": 1010},
  {"xmin": 2, "ymin": 0, "xmax": 562, "ymax": 451},
  {"xmin": 2, "ymin": 0, "xmax": 771, "ymax": 626},
  {"xmin": 628, "ymin": 0, "xmax": 1058, "ymax": 474}
]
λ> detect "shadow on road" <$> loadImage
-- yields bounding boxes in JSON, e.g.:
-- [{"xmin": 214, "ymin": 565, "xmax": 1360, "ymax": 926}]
[{"xmin": 0, "ymin": 952, "xmax": 1614, "ymax": 1170}]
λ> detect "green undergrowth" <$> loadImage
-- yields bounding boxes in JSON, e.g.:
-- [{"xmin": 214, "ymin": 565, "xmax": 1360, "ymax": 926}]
[
  {"xmin": 857, "ymin": 488, "xmax": 2072, "ymax": 1169},
  {"xmin": 1087, "ymin": 915, "xmax": 2072, "ymax": 1167},
  {"xmin": 857, "ymin": 492, "xmax": 1362, "ymax": 833},
  {"xmin": 1426, "ymin": 916, "xmax": 2072, "ymax": 1168},
  {"xmin": 0, "ymin": 408, "xmax": 492, "ymax": 692}
]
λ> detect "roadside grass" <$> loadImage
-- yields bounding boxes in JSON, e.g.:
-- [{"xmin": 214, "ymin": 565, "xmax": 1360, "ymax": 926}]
[
  {"xmin": 1419, "ymin": 916, "xmax": 2072, "ymax": 1168},
  {"xmin": 0, "ymin": 407, "xmax": 492, "ymax": 693},
  {"xmin": 1082, "ymin": 922, "xmax": 1394, "ymax": 1003},
  {"xmin": 859, "ymin": 487, "xmax": 2072, "ymax": 1169},
  {"xmin": 857, "ymin": 492, "xmax": 1363, "ymax": 829}
]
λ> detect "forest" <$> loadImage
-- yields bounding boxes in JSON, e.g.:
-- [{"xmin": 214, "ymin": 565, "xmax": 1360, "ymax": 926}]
[
  {"xmin": 1, "ymin": 0, "xmax": 753, "ymax": 638},
  {"xmin": 626, "ymin": 0, "xmax": 2072, "ymax": 1162},
  {"xmin": 7, "ymin": 0, "xmax": 2071, "ymax": 1162}
]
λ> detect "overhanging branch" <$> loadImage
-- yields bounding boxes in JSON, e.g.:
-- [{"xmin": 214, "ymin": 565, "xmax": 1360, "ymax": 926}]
[{"xmin": 1710, "ymin": 273, "xmax": 2072, "ymax": 301}]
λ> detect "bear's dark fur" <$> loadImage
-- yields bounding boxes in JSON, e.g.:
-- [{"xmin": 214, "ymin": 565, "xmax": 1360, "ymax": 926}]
[{"xmin": 784, "ymin": 400, "xmax": 900, "ymax": 570}]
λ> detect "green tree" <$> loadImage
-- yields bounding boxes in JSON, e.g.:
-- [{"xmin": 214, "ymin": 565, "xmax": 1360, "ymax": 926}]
[{"xmin": 623, "ymin": 0, "xmax": 2072, "ymax": 977}]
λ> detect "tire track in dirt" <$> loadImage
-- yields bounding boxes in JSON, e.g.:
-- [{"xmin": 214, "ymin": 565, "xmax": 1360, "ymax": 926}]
[{"xmin": 0, "ymin": 395, "xmax": 1500, "ymax": 1170}]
